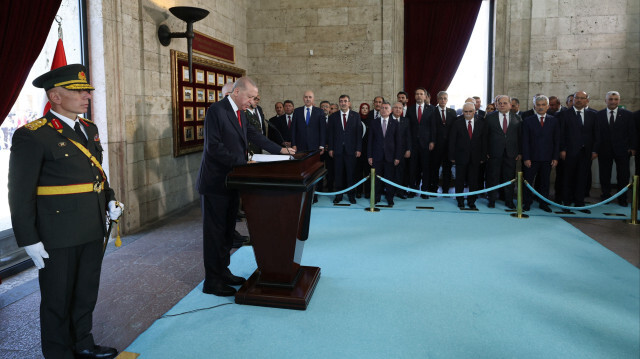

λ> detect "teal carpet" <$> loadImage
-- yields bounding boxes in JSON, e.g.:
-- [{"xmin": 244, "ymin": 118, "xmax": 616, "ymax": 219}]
[{"xmin": 125, "ymin": 202, "xmax": 639, "ymax": 358}]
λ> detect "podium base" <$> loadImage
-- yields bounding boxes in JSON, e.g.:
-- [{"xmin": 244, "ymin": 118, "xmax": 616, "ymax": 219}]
[{"xmin": 235, "ymin": 266, "xmax": 321, "ymax": 310}]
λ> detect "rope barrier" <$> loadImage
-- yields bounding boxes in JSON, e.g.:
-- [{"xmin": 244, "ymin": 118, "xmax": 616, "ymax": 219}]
[
  {"xmin": 316, "ymin": 176, "xmax": 370, "ymax": 196},
  {"xmin": 524, "ymin": 181, "xmax": 630, "ymax": 210},
  {"xmin": 376, "ymin": 176, "xmax": 515, "ymax": 197}
]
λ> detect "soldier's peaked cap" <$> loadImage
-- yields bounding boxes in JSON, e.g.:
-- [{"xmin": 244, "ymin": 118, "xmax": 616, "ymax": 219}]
[{"xmin": 33, "ymin": 64, "xmax": 95, "ymax": 91}]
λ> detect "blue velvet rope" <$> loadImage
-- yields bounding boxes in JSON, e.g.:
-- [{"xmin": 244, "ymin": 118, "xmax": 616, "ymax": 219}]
[
  {"xmin": 377, "ymin": 176, "xmax": 515, "ymax": 197},
  {"xmin": 524, "ymin": 181, "xmax": 629, "ymax": 210},
  {"xmin": 316, "ymin": 176, "xmax": 370, "ymax": 196}
]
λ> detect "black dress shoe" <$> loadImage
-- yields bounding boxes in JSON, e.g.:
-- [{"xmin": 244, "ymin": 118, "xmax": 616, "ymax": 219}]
[
  {"xmin": 523, "ymin": 205, "xmax": 530, "ymax": 211},
  {"xmin": 505, "ymin": 201, "xmax": 516, "ymax": 209},
  {"xmin": 386, "ymin": 198, "xmax": 394, "ymax": 206},
  {"xmin": 333, "ymin": 196, "xmax": 342, "ymax": 204},
  {"xmin": 356, "ymin": 192, "xmax": 362, "ymax": 198},
  {"xmin": 223, "ymin": 274, "xmax": 246, "ymax": 286},
  {"xmin": 75, "ymin": 345, "xmax": 118, "ymax": 359},
  {"xmin": 468, "ymin": 203, "xmax": 477, "ymax": 210},
  {"xmin": 407, "ymin": 192, "xmax": 416, "ymax": 198},
  {"xmin": 349, "ymin": 197, "xmax": 356, "ymax": 204},
  {"xmin": 487, "ymin": 201, "xmax": 495, "ymax": 208},
  {"xmin": 420, "ymin": 194, "xmax": 429, "ymax": 199},
  {"xmin": 539, "ymin": 204, "xmax": 552, "ymax": 213},
  {"xmin": 203, "ymin": 282, "xmax": 237, "ymax": 296},
  {"xmin": 579, "ymin": 209, "xmax": 591, "ymax": 214},
  {"xmin": 457, "ymin": 202, "xmax": 465, "ymax": 209},
  {"xmin": 313, "ymin": 195, "xmax": 318, "ymax": 203}
]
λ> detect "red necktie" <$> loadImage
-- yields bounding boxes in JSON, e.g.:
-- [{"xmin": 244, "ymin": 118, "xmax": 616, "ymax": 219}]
[
  {"xmin": 502, "ymin": 113, "xmax": 508, "ymax": 134},
  {"xmin": 287, "ymin": 115, "xmax": 291, "ymax": 129},
  {"xmin": 441, "ymin": 109, "xmax": 446, "ymax": 125},
  {"xmin": 467, "ymin": 120, "xmax": 473, "ymax": 139},
  {"xmin": 418, "ymin": 105, "xmax": 422, "ymax": 123},
  {"xmin": 342, "ymin": 113, "xmax": 347, "ymax": 129},
  {"xmin": 236, "ymin": 110, "xmax": 242, "ymax": 128},
  {"xmin": 540, "ymin": 116, "xmax": 544, "ymax": 127}
]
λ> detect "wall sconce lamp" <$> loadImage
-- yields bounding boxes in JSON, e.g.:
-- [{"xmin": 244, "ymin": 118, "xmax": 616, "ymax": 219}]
[{"xmin": 157, "ymin": 6, "xmax": 209, "ymax": 83}]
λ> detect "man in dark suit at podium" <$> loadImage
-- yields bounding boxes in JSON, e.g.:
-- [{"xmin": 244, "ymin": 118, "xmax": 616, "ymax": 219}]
[{"xmin": 196, "ymin": 77, "xmax": 295, "ymax": 297}]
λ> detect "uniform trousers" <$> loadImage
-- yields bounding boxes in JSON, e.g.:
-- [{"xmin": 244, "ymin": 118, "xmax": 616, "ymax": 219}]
[
  {"xmin": 202, "ymin": 192, "xmax": 239, "ymax": 288},
  {"xmin": 40, "ymin": 240, "xmax": 103, "ymax": 359}
]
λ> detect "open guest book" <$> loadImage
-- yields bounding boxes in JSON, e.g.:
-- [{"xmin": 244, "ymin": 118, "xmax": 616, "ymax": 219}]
[{"xmin": 251, "ymin": 154, "xmax": 293, "ymax": 162}]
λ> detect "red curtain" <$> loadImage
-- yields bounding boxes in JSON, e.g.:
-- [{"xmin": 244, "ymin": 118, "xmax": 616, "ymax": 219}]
[
  {"xmin": 404, "ymin": 0, "xmax": 482, "ymax": 105},
  {"xmin": 0, "ymin": 0, "xmax": 62, "ymax": 126}
]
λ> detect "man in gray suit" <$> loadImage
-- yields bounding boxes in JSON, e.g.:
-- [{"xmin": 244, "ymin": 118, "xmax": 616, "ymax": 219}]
[{"xmin": 485, "ymin": 95, "xmax": 521, "ymax": 209}]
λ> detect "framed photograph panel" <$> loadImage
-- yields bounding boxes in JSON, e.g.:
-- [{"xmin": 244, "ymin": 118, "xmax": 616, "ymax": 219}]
[{"xmin": 171, "ymin": 50, "xmax": 245, "ymax": 156}]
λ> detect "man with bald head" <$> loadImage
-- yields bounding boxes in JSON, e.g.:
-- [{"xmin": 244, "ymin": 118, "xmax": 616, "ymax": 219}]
[
  {"xmin": 291, "ymin": 90, "xmax": 326, "ymax": 154},
  {"xmin": 197, "ymin": 77, "xmax": 295, "ymax": 296}
]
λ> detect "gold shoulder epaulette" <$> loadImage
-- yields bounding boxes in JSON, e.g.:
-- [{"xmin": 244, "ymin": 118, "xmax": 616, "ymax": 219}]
[
  {"xmin": 24, "ymin": 118, "xmax": 47, "ymax": 131},
  {"xmin": 79, "ymin": 117, "xmax": 94, "ymax": 124}
]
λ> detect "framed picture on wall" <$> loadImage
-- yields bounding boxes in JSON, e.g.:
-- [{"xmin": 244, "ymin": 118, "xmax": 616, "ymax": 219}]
[
  {"xmin": 196, "ymin": 107, "xmax": 205, "ymax": 121},
  {"xmin": 182, "ymin": 66, "xmax": 190, "ymax": 81},
  {"xmin": 183, "ymin": 107, "xmax": 194, "ymax": 122},
  {"xmin": 196, "ymin": 125, "xmax": 204, "ymax": 140},
  {"xmin": 196, "ymin": 88, "xmax": 205, "ymax": 102},
  {"xmin": 171, "ymin": 50, "xmax": 245, "ymax": 156},
  {"xmin": 207, "ymin": 71, "xmax": 216, "ymax": 85},
  {"xmin": 183, "ymin": 87, "xmax": 193, "ymax": 102},
  {"xmin": 184, "ymin": 126, "xmax": 194, "ymax": 141},
  {"xmin": 226, "ymin": 75, "xmax": 234, "ymax": 84}
]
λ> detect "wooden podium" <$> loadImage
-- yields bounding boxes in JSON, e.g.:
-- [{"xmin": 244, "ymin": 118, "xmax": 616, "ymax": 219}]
[{"xmin": 226, "ymin": 151, "xmax": 326, "ymax": 310}]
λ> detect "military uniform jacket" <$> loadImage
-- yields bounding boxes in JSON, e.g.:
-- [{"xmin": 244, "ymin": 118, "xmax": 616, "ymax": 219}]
[{"xmin": 8, "ymin": 111, "xmax": 115, "ymax": 249}]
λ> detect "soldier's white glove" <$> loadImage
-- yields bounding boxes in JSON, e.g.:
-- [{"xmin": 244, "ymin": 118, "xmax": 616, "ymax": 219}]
[
  {"xmin": 108, "ymin": 201, "xmax": 124, "ymax": 220},
  {"xmin": 24, "ymin": 242, "xmax": 49, "ymax": 269}
]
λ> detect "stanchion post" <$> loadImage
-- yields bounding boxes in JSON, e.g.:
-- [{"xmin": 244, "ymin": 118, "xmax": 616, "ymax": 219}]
[
  {"xmin": 511, "ymin": 171, "xmax": 528, "ymax": 218},
  {"xmin": 365, "ymin": 168, "xmax": 380, "ymax": 212},
  {"xmin": 627, "ymin": 175, "xmax": 638, "ymax": 225}
]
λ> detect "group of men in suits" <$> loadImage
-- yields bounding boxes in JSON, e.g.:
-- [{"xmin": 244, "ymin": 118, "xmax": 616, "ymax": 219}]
[{"xmin": 258, "ymin": 88, "xmax": 638, "ymax": 211}]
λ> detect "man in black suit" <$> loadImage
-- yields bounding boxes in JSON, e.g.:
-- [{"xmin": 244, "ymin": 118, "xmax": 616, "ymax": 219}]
[
  {"xmin": 319, "ymin": 100, "xmax": 334, "ymax": 192},
  {"xmin": 271, "ymin": 99, "xmax": 294, "ymax": 146},
  {"xmin": 407, "ymin": 87, "xmax": 435, "ymax": 198},
  {"xmin": 368, "ymin": 102, "xmax": 402, "ymax": 206},
  {"xmin": 558, "ymin": 91, "xmax": 600, "ymax": 213},
  {"xmin": 9, "ymin": 64, "xmax": 123, "ymax": 359},
  {"xmin": 485, "ymin": 95, "xmax": 522, "ymax": 209},
  {"xmin": 291, "ymin": 90, "xmax": 326, "ymax": 154},
  {"xmin": 392, "ymin": 101, "xmax": 412, "ymax": 199},
  {"xmin": 596, "ymin": 91, "xmax": 637, "ymax": 206},
  {"xmin": 269, "ymin": 101, "xmax": 284, "ymax": 122},
  {"xmin": 548, "ymin": 96, "xmax": 562, "ymax": 116},
  {"xmin": 360, "ymin": 96, "xmax": 384, "ymax": 198},
  {"xmin": 449, "ymin": 102, "xmax": 487, "ymax": 209},
  {"xmin": 473, "ymin": 96, "xmax": 486, "ymax": 118},
  {"xmin": 328, "ymin": 95, "xmax": 363, "ymax": 204},
  {"xmin": 522, "ymin": 95, "xmax": 561, "ymax": 212},
  {"xmin": 430, "ymin": 91, "xmax": 457, "ymax": 194},
  {"xmin": 196, "ymin": 77, "xmax": 294, "ymax": 297}
]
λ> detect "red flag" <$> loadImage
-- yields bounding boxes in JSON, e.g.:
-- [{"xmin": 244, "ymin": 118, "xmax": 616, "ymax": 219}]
[{"xmin": 42, "ymin": 38, "xmax": 67, "ymax": 115}]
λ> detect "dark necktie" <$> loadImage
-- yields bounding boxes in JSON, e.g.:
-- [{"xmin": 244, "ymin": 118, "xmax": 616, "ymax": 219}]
[
  {"xmin": 418, "ymin": 105, "xmax": 422, "ymax": 123},
  {"xmin": 287, "ymin": 115, "xmax": 291, "ymax": 129},
  {"xmin": 540, "ymin": 116, "xmax": 545, "ymax": 127},
  {"xmin": 342, "ymin": 113, "xmax": 347, "ymax": 129},
  {"xmin": 467, "ymin": 120, "xmax": 472, "ymax": 139},
  {"xmin": 576, "ymin": 110, "xmax": 582, "ymax": 125},
  {"xmin": 502, "ymin": 113, "xmax": 508, "ymax": 134},
  {"xmin": 609, "ymin": 111, "xmax": 614, "ymax": 127},
  {"xmin": 441, "ymin": 109, "xmax": 446, "ymax": 125},
  {"xmin": 306, "ymin": 108, "xmax": 310, "ymax": 125},
  {"xmin": 74, "ymin": 121, "xmax": 87, "ymax": 146}
]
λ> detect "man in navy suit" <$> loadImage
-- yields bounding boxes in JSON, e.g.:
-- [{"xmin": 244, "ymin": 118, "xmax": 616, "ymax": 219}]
[
  {"xmin": 291, "ymin": 90, "xmax": 326, "ymax": 154},
  {"xmin": 407, "ymin": 87, "xmax": 435, "ymax": 198},
  {"xmin": 430, "ymin": 91, "xmax": 457, "ymax": 194},
  {"xmin": 327, "ymin": 94, "xmax": 362, "ymax": 204},
  {"xmin": 196, "ymin": 77, "xmax": 294, "ymax": 297},
  {"xmin": 271, "ymin": 100, "xmax": 294, "ymax": 146},
  {"xmin": 522, "ymin": 96, "xmax": 561, "ymax": 212},
  {"xmin": 596, "ymin": 91, "xmax": 637, "ymax": 206},
  {"xmin": 485, "ymin": 95, "xmax": 522, "ymax": 209},
  {"xmin": 449, "ymin": 102, "xmax": 487, "ymax": 209},
  {"xmin": 558, "ymin": 91, "xmax": 600, "ymax": 213},
  {"xmin": 368, "ymin": 102, "xmax": 402, "ymax": 206}
]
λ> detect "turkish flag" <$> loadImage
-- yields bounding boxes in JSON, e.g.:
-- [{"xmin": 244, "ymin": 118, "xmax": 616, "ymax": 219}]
[{"xmin": 42, "ymin": 38, "xmax": 67, "ymax": 115}]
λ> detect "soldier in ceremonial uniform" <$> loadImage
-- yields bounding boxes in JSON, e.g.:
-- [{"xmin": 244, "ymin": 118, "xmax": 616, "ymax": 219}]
[{"xmin": 8, "ymin": 64, "xmax": 123, "ymax": 359}]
